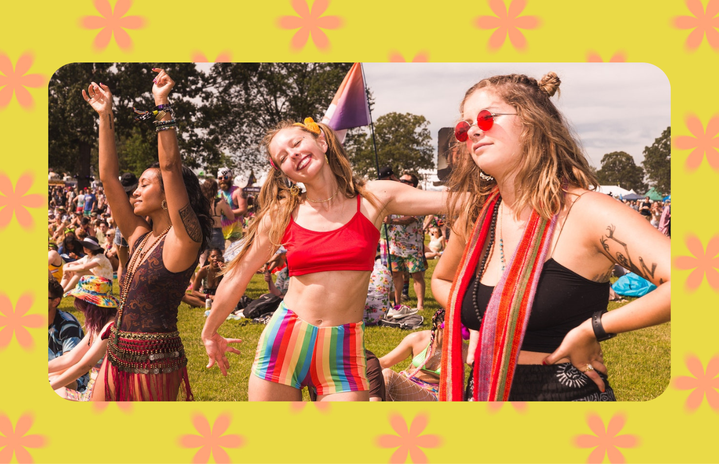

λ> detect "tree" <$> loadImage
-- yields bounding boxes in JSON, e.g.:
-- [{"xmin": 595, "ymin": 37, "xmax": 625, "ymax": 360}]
[
  {"xmin": 49, "ymin": 62, "xmax": 216, "ymax": 186},
  {"xmin": 595, "ymin": 151, "xmax": 647, "ymax": 193},
  {"xmin": 200, "ymin": 62, "xmax": 353, "ymax": 173},
  {"xmin": 348, "ymin": 112, "xmax": 435, "ymax": 179},
  {"xmin": 642, "ymin": 126, "xmax": 670, "ymax": 195}
]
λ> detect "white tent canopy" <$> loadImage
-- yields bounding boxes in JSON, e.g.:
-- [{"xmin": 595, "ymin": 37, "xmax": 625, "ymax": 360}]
[{"xmin": 597, "ymin": 185, "xmax": 634, "ymax": 197}]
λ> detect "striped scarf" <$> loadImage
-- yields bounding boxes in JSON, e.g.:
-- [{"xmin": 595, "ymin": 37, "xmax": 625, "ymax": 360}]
[{"xmin": 440, "ymin": 190, "xmax": 557, "ymax": 401}]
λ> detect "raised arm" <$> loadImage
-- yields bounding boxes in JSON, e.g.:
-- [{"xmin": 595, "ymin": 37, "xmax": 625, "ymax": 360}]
[
  {"xmin": 83, "ymin": 83, "xmax": 148, "ymax": 241},
  {"xmin": 219, "ymin": 198, "xmax": 235, "ymax": 222},
  {"xmin": 366, "ymin": 180, "xmax": 450, "ymax": 223},
  {"xmin": 151, "ymin": 69, "xmax": 202, "ymax": 271}
]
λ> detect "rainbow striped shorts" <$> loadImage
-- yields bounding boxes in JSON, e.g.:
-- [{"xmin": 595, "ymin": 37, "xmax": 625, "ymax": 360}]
[{"xmin": 251, "ymin": 302, "xmax": 369, "ymax": 396}]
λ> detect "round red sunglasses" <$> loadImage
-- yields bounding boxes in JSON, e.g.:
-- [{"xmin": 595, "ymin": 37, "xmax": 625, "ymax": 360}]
[{"xmin": 454, "ymin": 110, "xmax": 517, "ymax": 142}]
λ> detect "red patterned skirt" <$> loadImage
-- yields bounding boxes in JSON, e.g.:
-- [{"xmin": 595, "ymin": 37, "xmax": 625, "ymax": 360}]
[{"xmin": 101, "ymin": 322, "xmax": 193, "ymax": 401}]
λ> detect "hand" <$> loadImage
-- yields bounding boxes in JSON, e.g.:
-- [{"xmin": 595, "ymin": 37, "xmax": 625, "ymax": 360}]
[
  {"xmin": 203, "ymin": 333, "xmax": 242, "ymax": 377},
  {"xmin": 152, "ymin": 68, "xmax": 174, "ymax": 103},
  {"xmin": 543, "ymin": 320, "xmax": 607, "ymax": 392},
  {"xmin": 263, "ymin": 271, "xmax": 272, "ymax": 283},
  {"xmin": 82, "ymin": 82, "xmax": 113, "ymax": 115}
]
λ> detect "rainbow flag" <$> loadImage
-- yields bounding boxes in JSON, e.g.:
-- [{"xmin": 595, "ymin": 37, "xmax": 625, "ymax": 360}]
[{"xmin": 321, "ymin": 63, "xmax": 370, "ymax": 143}]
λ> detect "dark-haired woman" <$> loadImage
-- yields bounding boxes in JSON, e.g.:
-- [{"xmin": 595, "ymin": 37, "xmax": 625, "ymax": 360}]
[
  {"xmin": 379, "ymin": 309, "xmax": 458, "ymax": 401},
  {"xmin": 201, "ymin": 118, "xmax": 448, "ymax": 401},
  {"xmin": 49, "ymin": 276, "xmax": 118, "ymax": 401},
  {"xmin": 200, "ymin": 178, "xmax": 234, "ymax": 267},
  {"xmin": 84, "ymin": 68, "xmax": 212, "ymax": 401},
  {"xmin": 60, "ymin": 237, "xmax": 113, "ymax": 293},
  {"xmin": 432, "ymin": 72, "xmax": 670, "ymax": 401},
  {"xmin": 58, "ymin": 231, "xmax": 85, "ymax": 263}
]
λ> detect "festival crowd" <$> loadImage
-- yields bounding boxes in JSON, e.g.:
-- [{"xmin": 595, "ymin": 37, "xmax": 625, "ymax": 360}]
[{"xmin": 47, "ymin": 68, "xmax": 670, "ymax": 402}]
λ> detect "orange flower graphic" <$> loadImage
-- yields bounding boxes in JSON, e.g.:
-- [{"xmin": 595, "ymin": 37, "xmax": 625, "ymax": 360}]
[
  {"xmin": 0, "ymin": 292, "xmax": 44, "ymax": 351},
  {"xmin": 277, "ymin": 0, "xmax": 343, "ymax": 52},
  {"xmin": 191, "ymin": 51, "xmax": 232, "ymax": 63},
  {"xmin": 673, "ymin": 353, "xmax": 719, "ymax": 412},
  {"xmin": 586, "ymin": 50, "xmax": 627, "ymax": 62},
  {"xmin": 389, "ymin": 51, "xmax": 429, "ymax": 62},
  {"xmin": 80, "ymin": 0, "xmax": 146, "ymax": 52},
  {"xmin": 474, "ymin": 0, "xmax": 540, "ymax": 51},
  {"xmin": 0, "ymin": 171, "xmax": 45, "ymax": 231},
  {"xmin": 672, "ymin": 0, "xmax": 719, "ymax": 51},
  {"xmin": 487, "ymin": 401, "xmax": 528, "ymax": 414},
  {"xmin": 673, "ymin": 113, "xmax": 719, "ymax": 171},
  {"xmin": 0, "ymin": 412, "xmax": 47, "ymax": 463},
  {"xmin": 673, "ymin": 233, "xmax": 719, "ymax": 291},
  {"xmin": 573, "ymin": 412, "xmax": 639, "ymax": 464},
  {"xmin": 92, "ymin": 401, "xmax": 132, "ymax": 413},
  {"xmin": 289, "ymin": 401, "xmax": 331, "ymax": 413},
  {"xmin": 376, "ymin": 412, "xmax": 441, "ymax": 463},
  {"xmin": 179, "ymin": 412, "xmax": 243, "ymax": 463},
  {"xmin": 0, "ymin": 52, "xmax": 45, "ymax": 110}
]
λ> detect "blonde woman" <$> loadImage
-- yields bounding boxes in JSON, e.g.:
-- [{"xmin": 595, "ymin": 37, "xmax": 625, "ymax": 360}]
[{"xmin": 202, "ymin": 118, "xmax": 447, "ymax": 401}]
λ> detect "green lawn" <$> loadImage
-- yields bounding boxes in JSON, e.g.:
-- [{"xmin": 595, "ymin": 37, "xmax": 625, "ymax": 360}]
[{"xmin": 58, "ymin": 258, "xmax": 670, "ymax": 401}]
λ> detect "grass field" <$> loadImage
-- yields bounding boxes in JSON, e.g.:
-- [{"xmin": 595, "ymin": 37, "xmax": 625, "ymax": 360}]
[{"xmin": 57, "ymin": 257, "xmax": 670, "ymax": 401}]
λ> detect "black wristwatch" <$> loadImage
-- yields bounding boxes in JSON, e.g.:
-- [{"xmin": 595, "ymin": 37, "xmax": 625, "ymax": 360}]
[{"xmin": 592, "ymin": 310, "xmax": 617, "ymax": 342}]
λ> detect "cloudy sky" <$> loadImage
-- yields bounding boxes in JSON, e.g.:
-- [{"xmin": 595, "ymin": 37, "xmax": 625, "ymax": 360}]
[{"xmin": 361, "ymin": 62, "xmax": 670, "ymax": 169}]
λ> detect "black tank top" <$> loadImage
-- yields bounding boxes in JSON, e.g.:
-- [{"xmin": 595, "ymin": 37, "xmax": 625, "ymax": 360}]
[{"xmin": 461, "ymin": 258, "xmax": 609, "ymax": 353}]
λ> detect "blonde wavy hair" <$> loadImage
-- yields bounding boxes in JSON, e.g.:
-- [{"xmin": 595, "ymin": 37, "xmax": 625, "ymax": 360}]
[
  {"xmin": 446, "ymin": 72, "xmax": 599, "ymax": 238},
  {"xmin": 224, "ymin": 120, "xmax": 375, "ymax": 275}
]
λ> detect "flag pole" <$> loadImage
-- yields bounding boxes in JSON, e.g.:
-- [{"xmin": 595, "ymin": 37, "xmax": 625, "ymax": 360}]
[{"xmin": 360, "ymin": 63, "xmax": 381, "ymax": 179}]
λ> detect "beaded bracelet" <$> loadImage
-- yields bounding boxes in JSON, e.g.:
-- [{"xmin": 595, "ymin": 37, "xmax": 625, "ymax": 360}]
[
  {"xmin": 154, "ymin": 118, "xmax": 177, "ymax": 127},
  {"xmin": 156, "ymin": 103, "xmax": 172, "ymax": 111},
  {"xmin": 156, "ymin": 125, "xmax": 178, "ymax": 132}
]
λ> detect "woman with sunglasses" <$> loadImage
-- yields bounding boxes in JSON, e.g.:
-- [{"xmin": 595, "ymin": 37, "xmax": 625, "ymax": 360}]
[
  {"xmin": 202, "ymin": 118, "xmax": 448, "ymax": 401},
  {"xmin": 432, "ymin": 72, "xmax": 670, "ymax": 401},
  {"xmin": 83, "ymin": 68, "xmax": 212, "ymax": 401}
]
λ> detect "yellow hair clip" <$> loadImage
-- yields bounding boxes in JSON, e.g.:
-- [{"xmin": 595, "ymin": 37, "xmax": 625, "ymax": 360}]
[{"xmin": 293, "ymin": 117, "xmax": 321, "ymax": 135}]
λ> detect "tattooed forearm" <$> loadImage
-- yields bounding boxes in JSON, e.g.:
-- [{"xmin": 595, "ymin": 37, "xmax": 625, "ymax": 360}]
[
  {"xmin": 179, "ymin": 203, "xmax": 202, "ymax": 243},
  {"xmin": 600, "ymin": 224, "xmax": 659, "ymax": 282},
  {"xmin": 106, "ymin": 113, "xmax": 114, "ymax": 130}
]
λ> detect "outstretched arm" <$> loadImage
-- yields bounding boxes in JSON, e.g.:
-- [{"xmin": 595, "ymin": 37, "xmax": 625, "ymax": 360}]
[
  {"xmin": 83, "ymin": 83, "xmax": 148, "ymax": 241},
  {"xmin": 151, "ymin": 68, "xmax": 203, "ymax": 272}
]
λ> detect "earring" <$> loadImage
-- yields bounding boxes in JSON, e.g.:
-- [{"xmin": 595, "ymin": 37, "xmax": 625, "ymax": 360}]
[
  {"xmin": 479, "ymin": 170, "xmax": 494, "ymax": 182},
  {"xmin": 161, "ymin": 200, "xmax": 168, "ymax": 210},
  {"xmin": 325, "ymin": 154, "xmax": 329, "ymax": 164},
  {"xmin": 289, "ymin": 184, "xmax": 300, "ymax": 197}
]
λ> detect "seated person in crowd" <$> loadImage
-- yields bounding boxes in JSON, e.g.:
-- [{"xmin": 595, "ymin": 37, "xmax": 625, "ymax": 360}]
[
  {"xmin": 182, "ymin": 249, "xmax": 226, "ymax": 308},
  {"xmin": 424, "ymin": 226, "xmax": 446, "ymax": 259},
  {"xmin": 263, "ymin": 248, "xmax": 288, "ymax": 298},
  {"xmin": 48, "ymin": 243, "xmax": 64, "ymax": 282},
  {"xmin": 48, "ymin": 277, "xmax": 87, "ymax": 391},
  {"xmin": 61, "ymin": 237, "xmax": 114, "ymax": 293}
]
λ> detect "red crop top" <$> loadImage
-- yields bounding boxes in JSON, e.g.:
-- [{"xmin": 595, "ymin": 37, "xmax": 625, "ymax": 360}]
[{"xmin": 282, "ymin": 195, "xmax": 380, "ymax": 276}]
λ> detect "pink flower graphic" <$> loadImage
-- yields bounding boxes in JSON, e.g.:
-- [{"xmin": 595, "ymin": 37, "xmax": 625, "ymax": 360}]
[
  {"xmin": 573, "ymin": 413, "xmax": 639, "ymax": 464},
  {"xmin": 92, "ymin": 401, "xmax": 132, "ymax": 413},
  {"xmin": 0, "ymin": 292, "xmax": 43, "ymax": 351},
  {"xmin": 376, "ymin": 412, "xmax": 441, "ymax": 463},
  {"xmin": 474, "ymin": 0, "xmax": 540, "ymax": 51},
  {"xmin": 191, "ymin": 51, "xmax": 232, "ymax": 63},
  {"xmin": 179, "ymin": 412, "xmax": 243, "ymax": 463},
  {"xmin": 672, "ymin": 0, "xmax": 719, "ymax": 51},
  {"xmin": 673, "ymin": 233, "xmax": 719, "ymax": 291},
  {"xmin": 277, "ymin": 0, "xmax": 343, "ymax": 52},
  {"xmin": 673, "ymin": 113, "xmax": 719, "ymax": 171},
  {"xmin": 389, "ymin": 51, "xmax": 429, "ymax": 62},
  {"xmin": 80, "ymin": 0, "xmax": 146, "ymax": 52},
  {"xmin": 0, "ymin": 52, "xmax": 45, "ymax": 110},
  {"xmin": 289, "ymin": 401, "xmax": 331, "ymax": 413},
  {"xmin": 0, "ymin": 171, "xmax": 45, "ymax": 231},
  {"xmin": 673, "ymin": 353, "xmax": 719, "ymax": 412},
  {"xmin": 487, "ymin": 401, "xmax": 528, "ymax": 414},
  {"xmin": 586, "ymin": 50, "xmax": 627, "ymax": 62},
  {"xmin": 0, "ymin": 412, "xmax": 47, "ymax": 463}
]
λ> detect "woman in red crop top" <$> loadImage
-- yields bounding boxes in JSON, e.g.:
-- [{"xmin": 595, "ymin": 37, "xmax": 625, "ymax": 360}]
[
  {"xmin": 201, "ymin": 117, "xmax": 449, "ymax": 401},
  {"xmin": 85, "ymin": 69, "xmax": 213, "ymax": 401},
  {"xmin": 432, "ymin": 72, "xmax": 670, "ymax": 401}
]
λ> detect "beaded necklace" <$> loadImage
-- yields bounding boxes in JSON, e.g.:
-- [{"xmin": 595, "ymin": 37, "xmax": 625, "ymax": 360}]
[
  {"xmin": 114, "ymin": 225, "xmax": 172, "ymax": 340},
  {"xmin": 471, "ymin": 197, "xmax": 502, "ymax": 322}
]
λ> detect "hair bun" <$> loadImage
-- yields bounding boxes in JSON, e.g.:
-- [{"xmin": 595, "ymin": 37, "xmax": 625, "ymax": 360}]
[{"xmin": 538, "ymin": 72, "xmax": 560, "ymax": 97}]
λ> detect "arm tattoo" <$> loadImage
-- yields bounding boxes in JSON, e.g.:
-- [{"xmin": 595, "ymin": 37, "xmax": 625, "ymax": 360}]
[
  {"xmin": 601, "ymin": 224, "xmax": 658, "ymax": 281},
  {"xmin": 591, "ymin": 268, "xmax": 614, "ymax": 283},
  {"xmin": 106, "ymin": 113, "xmax": 114, "ymax": 130},
  {"xmin": 179, "ymin": 203, "xmax": 202, "ymax": 243}
]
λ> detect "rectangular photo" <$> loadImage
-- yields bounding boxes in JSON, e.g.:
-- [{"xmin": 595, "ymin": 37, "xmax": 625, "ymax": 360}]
[{"xmin": 47, "ymin": 62, "xmax": 670, "ymax": 402}]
